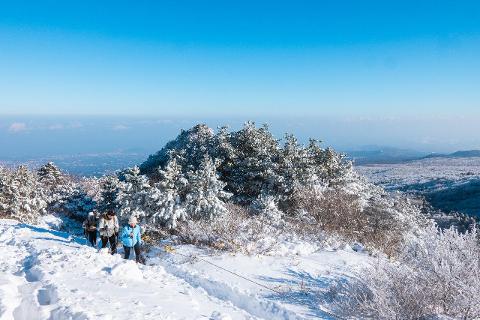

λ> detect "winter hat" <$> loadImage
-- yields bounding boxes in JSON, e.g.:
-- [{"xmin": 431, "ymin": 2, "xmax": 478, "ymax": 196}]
[{"xmin": 128, "ymin": 215, "xmax": 138, "ymax": 224}]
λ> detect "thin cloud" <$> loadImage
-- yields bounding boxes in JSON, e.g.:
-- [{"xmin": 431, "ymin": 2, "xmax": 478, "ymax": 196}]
[
  {"xmin": 112, "ymin": 124, "xmax": 129, "ymax": 131},
  {"xmin": 8, "ymin": 122, "xmax": 28, "ymax": 133},
  {"xmin": 68, "ymin": 122, "xmax": 83, "ymax": 129},
  {"xmin": 48, "ymin": 124, "xmax": 65, "ymax": 130}
]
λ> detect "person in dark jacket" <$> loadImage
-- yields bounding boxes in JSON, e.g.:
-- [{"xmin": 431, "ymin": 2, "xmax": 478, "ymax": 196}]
[
  {"xmin": 82, "ymin": 211, "xmax": 98, "ymax": 247},
  {"xmin": 120, "ymin": 215, "xmax": 143, "ymax": 263},
  {"xmin": 98, "ymin": 210, "xmax": 119, "ymax": 254}
]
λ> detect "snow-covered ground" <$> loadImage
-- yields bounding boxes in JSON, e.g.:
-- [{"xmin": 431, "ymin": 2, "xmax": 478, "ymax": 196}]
[
  {"xmin": 356, "ymin": 157, "xmax": 480, "ymax": 190},
  {"xmin": 0, "ymin": 219, "xmax": 371, "ymax": 320},
  {"xmin": 356, "ymin": 157, "xmax": 480, "ymax": 216}
]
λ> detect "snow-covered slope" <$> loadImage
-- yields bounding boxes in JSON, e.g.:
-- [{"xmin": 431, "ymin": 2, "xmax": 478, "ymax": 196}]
[
  {"xmin": 0, "ymin": 220, "xmax": 371, "ymax": 319},
  {"xmin": 356, "ymin": 157, "xmax": 480, "ymax": 216}
]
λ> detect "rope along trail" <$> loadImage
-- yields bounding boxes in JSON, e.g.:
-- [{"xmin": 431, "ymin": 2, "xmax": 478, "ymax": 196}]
[{"xmin": 162, "ymin": 245, "xmax": 346, "ymax": 320}]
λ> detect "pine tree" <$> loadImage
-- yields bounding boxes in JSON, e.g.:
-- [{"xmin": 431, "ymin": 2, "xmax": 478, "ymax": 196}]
[
  {"xmin": 60, "ymin": 187, "xmax": 96, "ymax": 220},
  {"xmin": 117, "ymin": 166, "xmax": 151, "ymax": 221},
  {"xmin": 184, "ymin": 155, "xmax": 231, "ymax": 221},
  {"xmin": 0, "ymin": 165, "xmax": 47, "ymax": 223},
  {"xmin": 148, "ymin": 156, "xmax": 188, "ymax": 228},
  {"xmin": 275, "ymin": 134, "xmax": 319, "ymax": 212},
  {"xmin": 140, "ymin": 124, "xmax": 215, "ymax": 177},
  {"xmin": 98, "ymin": 175, "xmax": 119, "ymax": 213},
  {"xmin": 37, "ymin": 162, "xmax": 66, "ymax": 188},
  {"xmin": 37, "ymin": 162, "xmax": 73, "ymax": 208},
  {"xmin": 212, "ymin": 126, "xmax": 236, "ymax": 181},
  {"xmin": 227, "ymin": 121, "xmax": 280, "ymax": 204}
]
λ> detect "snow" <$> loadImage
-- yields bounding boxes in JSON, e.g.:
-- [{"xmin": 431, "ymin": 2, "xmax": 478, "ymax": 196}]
[
  {"xmin": 0, "ymin": 219, "xmax": 371, "ymax": 319},
  {"xmin": 356, "ymin": 157, "xmax": 480, "ymax": 190},
  {"xmin": 148, "ymin": 243, "xmax": 371, "ymax": 319},
  {"xmin": 356, "ymin": 157, "xmax": 480, "ymax": 216},
  {"xmin": 109, "ymin": 260, "xmax": 144, "ymax": 281}
]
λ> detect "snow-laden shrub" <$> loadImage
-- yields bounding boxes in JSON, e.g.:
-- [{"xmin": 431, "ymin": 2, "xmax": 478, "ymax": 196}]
[
  {"xmin": 342, "ymin": 224, "xmax": 480, "ymax": 319},
  {"xmin": 176, "ymin": 202, "xmax": 339, "ymax": 255},
  {"xmin": 116, "ymin": 157, "xmax": 231, "ymax": 229},
  {"xmin": 0, "ymin": 165, "xmax": 47, "ymax": 223},
  {"xmin": 177, "ymin": 203, "xmax": 284, "ymax": 254},
  {"xmin": 294, "ymin": 186, "xmax": 424, "ymax": 256},
  {"xmin": 251, "ymin": 193, "xmax": 283, "ymax": 222}
]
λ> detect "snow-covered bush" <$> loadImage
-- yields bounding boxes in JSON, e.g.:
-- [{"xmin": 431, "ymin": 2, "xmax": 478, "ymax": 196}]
[
  {"xmin": 294, "ymin": 186, "xmax": 424, "ymax": 256},
  {"xmin": 342, "ymin": 224, "xmax": 480, "ymax": 319},
  {"xmin": 177, "ymin": 203, "xmax": 283, "ymax": 254},
  {"xmin": 0, "ymin": 165, "xmax": 47, "ymax": 223},
  {"xmin": 251, "ymin": 193, "xmax": 283, "ymax": 222},
  {"xmin": 177, "ymin": 202, "xmax": 339, "ymax": 255}
]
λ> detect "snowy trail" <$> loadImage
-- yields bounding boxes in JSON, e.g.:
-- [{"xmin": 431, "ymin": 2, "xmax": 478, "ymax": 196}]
[
  {"xmin": 0, "ymin": 219, "xmax": 370, "ymax": 319},
  {"xmin": 0, "ymin": 220, "xmax": 258, "ymax": 320},
  {"xmin": 157, "ymin": 256, "xmax": 303, "ymax": 320},
  {"xmin": 149, "ymin": 245, "xmax": 370, "ymax": 320}
]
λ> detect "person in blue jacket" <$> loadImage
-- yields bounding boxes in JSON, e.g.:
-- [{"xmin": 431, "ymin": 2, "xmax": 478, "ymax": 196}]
[{"xmin": 120, "ymin": 215, "xmax": 143, "ymax": 263}]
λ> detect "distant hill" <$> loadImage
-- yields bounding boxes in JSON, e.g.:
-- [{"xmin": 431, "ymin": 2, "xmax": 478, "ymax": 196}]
[
  {"xmin": 346, "ymin": 146, "xmax": 427, "ymax": 165},
  {"xmin": 423, "ymin": 150, "xmax": 480, "ymax": 159},
  {"xmin": 349, "ymin": 147, "xmax": 480, "ymax": 165}
]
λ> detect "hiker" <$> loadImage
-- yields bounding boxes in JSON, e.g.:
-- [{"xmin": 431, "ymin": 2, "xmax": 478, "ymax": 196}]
[
  {"xmin": 82, "ymin": 211, "xmax": 98, "ymax": 247},
  {"xmin": 120, "ymin": 215, "xmax": 143, "ymax": 263},
  {"xmin": 98, "ymin": 210, "xmax": 119, "ymax": 254}
]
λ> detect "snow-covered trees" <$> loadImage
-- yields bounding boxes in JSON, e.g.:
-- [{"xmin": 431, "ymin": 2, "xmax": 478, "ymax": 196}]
[
  {"xmin": 116, "ymin": 166, "xmax": 151, "ymax": 220},
  {"xmin": 124, "ymin": 156, "xmax": 230, "ymax": 229},
  {"xmin": 139, "ymin": 122, "xmax": 351, "ymax": 210},
  {"xmin": 345, "ymin": 224, "xmax": 480, "ymax": 319},
  {"xmin": 37, "ymin": 162, "xmax": 68, "ymax": 194},
  {"xmin": 59, "ymin": 188, "xmax": 96, "ymax": 220},
  {"xmin": 98, "ymin": 175, "xmax": 119, "ymax": 212},
  {"xmin": 147, "ymin": 156, "xmax": 187, "ymax": 228},
  {"xmin": 140, "ymin": 124, "xmax": 215, "ymax": 178},
  {"xmin": 37, "ymin": 162, "xmax": 75, "ymax": 213},
  {"xmin": 0, "ymin": 165, "xmax": 47, "ymax": 223},
  {"xmin": 224, "ymin": 122, "xmax": 280, "ymax": 204},
  {"xmin": 184, "ymin": 156, "xmax": 231, "ymax": 221}
]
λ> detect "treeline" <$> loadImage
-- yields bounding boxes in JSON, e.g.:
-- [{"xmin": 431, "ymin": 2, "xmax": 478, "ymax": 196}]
[{"xmin": 0, "ymin": 122, "xmax": 423, "ymax": 254}]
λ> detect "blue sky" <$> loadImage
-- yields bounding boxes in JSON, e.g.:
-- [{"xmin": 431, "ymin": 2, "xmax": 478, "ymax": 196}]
[
  {"xmin": 0, "ymin": 0, "xmax": 479, "ymax": 116},
  {"xmin": 0, "ymin": 1, "xmax": 480, "ymax": 156}
]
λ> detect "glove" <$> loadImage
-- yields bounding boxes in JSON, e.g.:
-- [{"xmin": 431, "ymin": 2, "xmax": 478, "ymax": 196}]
[{"xmin": 129, "ymin": 232, "xmax": 134, "ymax": 239}]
